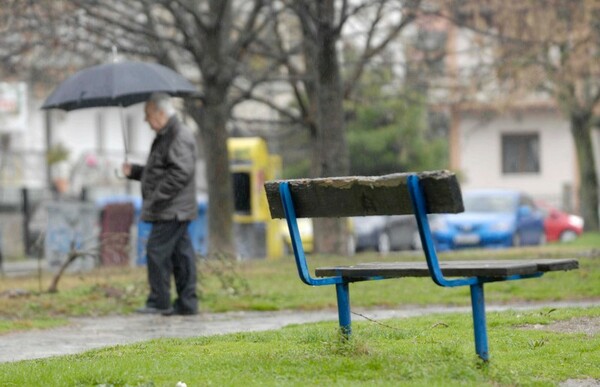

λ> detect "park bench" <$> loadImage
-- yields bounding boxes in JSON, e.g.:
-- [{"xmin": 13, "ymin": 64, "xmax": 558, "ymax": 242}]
[{"xmin": 264, "ymin": 170, "xmax": 578, "ymax": 361}]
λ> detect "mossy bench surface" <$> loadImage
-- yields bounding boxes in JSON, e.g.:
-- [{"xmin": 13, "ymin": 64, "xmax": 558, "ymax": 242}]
[
  {"xmin": 315, "ymin": 259, "xmax": 578, "ymax": 279},
  {"xmin": 265, "ymin": 170, "xmax": 463, "ymax": 219}
]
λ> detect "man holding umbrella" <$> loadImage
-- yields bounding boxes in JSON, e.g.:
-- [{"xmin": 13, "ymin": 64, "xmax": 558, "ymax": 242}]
[{"xmin": 122, "ymin": 92, "xmax": 198, "ymax": 316}]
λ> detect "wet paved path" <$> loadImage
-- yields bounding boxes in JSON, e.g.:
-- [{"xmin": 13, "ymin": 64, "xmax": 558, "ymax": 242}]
[{"xmin": 2, "ymin": 300, "xmax": 598, "ymax": 363}]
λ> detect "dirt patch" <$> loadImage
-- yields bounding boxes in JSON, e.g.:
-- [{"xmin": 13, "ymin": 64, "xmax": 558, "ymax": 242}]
[
  {"xmin": 521, "ymin": 316, "xmax": 600, "ymax": 336},
  {"xmin": 559, "ymin": 379, "xmax": 600, "ymax": 387}
]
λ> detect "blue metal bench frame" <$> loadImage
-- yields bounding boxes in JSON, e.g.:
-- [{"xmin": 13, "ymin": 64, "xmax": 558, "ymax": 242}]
[{"xmin": 278, "ymin": 174, "xmax": 545, "ymax": 361}]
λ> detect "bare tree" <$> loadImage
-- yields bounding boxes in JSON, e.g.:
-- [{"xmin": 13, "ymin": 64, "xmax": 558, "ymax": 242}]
[
  {"xmin": 249, "ymin": 0, "xmax": 421, "ymax": 253},
  {"xmin": 0, "ymin": 2, "xmax": 106, "ymax": 84}
]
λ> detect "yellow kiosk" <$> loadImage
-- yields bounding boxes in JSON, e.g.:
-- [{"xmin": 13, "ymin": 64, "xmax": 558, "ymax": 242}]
[{"xmin": 228, "ymin": 137, "xmax": 282, "ymax": 259}]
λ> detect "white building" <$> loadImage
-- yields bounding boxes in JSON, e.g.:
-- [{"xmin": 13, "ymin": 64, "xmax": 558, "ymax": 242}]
[{"xmin": 449, "ymin": 103, "xmax": 597, "ymax": 211}]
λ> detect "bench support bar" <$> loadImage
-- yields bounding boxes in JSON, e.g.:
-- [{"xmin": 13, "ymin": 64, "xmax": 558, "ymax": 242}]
[
  {"xmin": 336, "ymin": 282, "xmax": 351, "ymax": 338},
  {"xmin": 280, "ymin": 182, "xmax": 343, "ymax": 287},
  {"xmin": 408, "ymin": 175, "xmax": 479, "ymax": 287},
  {"xmin": 470, "ymin": 283, "xmax": 489, "ymax": 361}
]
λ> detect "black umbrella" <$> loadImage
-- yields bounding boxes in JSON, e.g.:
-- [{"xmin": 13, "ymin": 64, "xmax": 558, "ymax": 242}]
[
  {"xmin": 41, "ymin": 60, "xmax": 199, "ymax": 162},
  {"xmin": 42, "ymin": 60, "xmax": 199, "ymax": 110}
]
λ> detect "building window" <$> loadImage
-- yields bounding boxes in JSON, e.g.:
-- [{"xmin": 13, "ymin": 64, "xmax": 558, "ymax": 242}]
[{"xmin": 501, "ymin": 133, "xmax": 540, "ymax": 174}]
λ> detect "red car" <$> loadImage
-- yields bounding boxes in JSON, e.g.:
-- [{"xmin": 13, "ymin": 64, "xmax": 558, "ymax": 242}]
[{"xmin": 535, "ymin": 201, "xmax": 584, "ymax": 242}]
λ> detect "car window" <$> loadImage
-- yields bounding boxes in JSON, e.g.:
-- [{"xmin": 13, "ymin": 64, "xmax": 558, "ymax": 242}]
[{"xmin": 463, "ymin": 193, "xmax": 517, "ymax": 213}]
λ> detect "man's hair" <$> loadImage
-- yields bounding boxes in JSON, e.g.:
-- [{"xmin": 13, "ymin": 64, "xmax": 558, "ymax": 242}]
[{"xmin": 147, "ymin": 92, "xmax": 176, "ymax": 117}]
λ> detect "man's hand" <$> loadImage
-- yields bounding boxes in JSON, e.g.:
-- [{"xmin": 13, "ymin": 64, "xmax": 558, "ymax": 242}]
[{"xmin": 122, "ymin": 162, "xmax": 132, "ymax": 177}]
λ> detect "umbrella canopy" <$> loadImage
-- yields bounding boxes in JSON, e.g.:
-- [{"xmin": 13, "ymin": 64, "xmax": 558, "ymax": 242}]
[{"xmin": 41, "ymin": 60, "xmax": 199, "ymax": 111}]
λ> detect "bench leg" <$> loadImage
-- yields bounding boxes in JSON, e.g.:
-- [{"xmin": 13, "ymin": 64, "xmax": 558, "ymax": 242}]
[
  {"xmin": 335, "ymin": 282, "xmax": 351, "ymax": 338},
  {"xmin": 470, "ymin": 283, "xmax": 489, "ymax": 361}
]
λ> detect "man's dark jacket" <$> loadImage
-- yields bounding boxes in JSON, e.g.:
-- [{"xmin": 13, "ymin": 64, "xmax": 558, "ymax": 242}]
[{"xmin": 128, "ymin": 116, "xmax": 197, "ymax": 222}]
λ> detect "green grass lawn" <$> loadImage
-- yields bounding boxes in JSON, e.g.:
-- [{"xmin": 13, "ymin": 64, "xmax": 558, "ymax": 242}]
[
  {"xmin": 1, "ymin": 306, "xmax": 598, "ymax": 386},
  {"xmin": 0, "ymin": 234, "xmax": 598, "ymax": 385}
]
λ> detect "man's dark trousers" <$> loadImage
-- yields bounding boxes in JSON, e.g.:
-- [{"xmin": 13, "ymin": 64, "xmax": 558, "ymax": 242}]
[{"xmin": 145, "ymin": 220, "xmax": 198, "ymax": 313}]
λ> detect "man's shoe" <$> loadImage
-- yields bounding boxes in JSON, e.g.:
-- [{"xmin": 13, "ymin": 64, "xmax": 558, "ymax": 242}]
[{"xmin": 135, "ymin": 306, "xmax": 172, "ymax": 315}]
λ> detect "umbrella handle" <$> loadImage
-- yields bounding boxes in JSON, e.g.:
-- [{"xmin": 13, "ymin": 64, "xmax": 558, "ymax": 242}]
[{"xmin": 119, "ymin": 105, "xmax": 129, "ymax": 161}]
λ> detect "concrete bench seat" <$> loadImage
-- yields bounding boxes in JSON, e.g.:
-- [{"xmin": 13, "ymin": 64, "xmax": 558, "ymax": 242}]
[{"xmin": 315, "ymin": 258, "xmax": 578, "ymax": 279}]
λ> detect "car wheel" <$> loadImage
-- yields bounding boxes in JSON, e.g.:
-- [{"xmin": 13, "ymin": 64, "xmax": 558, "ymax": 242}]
[
  {"xmin": 378, "ymin": 232, "xmax": 391, "ymax": 255},
  {"xmin": 559, "ymin": 230, "xmax": 578, "ymax": 242}
]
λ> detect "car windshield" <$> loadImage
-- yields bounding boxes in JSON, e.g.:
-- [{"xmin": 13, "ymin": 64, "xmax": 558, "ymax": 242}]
[{"xmin": 463, "ymin": 193, "xmax": 517, "ymax": 213}]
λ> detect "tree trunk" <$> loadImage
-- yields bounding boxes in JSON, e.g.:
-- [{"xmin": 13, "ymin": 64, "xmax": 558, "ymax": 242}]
[
  {"xmin": 198, "ymin": 91, "xmax": 236, "ymax": 256},
  {"xmin": 570, "ymin": 113, "xmax": 599, "ymax": 231},
  {"xmin": 190, "ymin": 1, "xmax": 236, "ymax": 257},
  {"xmin": 311, "ymin": 0, "xmax": 351, "ymax": 255}
]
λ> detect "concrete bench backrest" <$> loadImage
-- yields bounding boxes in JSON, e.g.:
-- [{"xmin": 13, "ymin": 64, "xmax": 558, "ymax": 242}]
[{"xmin": 265, "ymin": 170, "xmax": 463, "ymax": 219}]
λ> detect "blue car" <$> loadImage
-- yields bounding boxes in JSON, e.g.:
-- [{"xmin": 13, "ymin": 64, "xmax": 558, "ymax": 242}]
[{"xmin": 430, "ymin": 189, "xmax": 545, "ymax": 251}]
